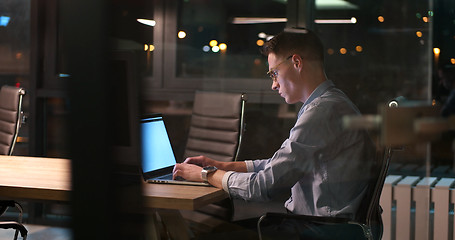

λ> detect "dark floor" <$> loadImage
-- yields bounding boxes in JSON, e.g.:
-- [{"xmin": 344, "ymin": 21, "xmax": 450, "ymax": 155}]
[{"xmin": 0, "ymin": 224, "xmax": 71, "ymax": 240}]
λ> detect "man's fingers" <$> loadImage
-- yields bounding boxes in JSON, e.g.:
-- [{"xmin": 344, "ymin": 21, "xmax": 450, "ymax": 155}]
[
  {"xmin": 184, "ymin": 155, "xmax": 205, "ymax": 166},
  {"xmin": 173, "ymin": 169, "xmax": 181, "ymax": 180},
  {"xmin": 173, "ymin": 163, "xmax": 180, "ymax": 171},
  {"xmin": 172, "ymin": 163, "xmax": 181, "ymax": 178}
]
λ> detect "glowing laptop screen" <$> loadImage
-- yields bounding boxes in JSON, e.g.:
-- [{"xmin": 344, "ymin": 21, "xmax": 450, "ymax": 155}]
[{"xmin": 140, "ymin": 115, "xmax": 177, "ymax": 173}]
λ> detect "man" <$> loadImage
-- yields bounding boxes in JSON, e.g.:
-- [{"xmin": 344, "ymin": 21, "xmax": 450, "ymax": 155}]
[{"xmin": 173, "ymin": 28, "xmax": 380, "ymax": 239}]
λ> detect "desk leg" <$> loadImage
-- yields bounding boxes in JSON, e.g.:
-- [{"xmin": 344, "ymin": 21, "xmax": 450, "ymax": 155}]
[
  {"xmin": 146, "ymin": 211, "xmax": 163, "ymax": 240},
  {"xmin": 157, "ymin": 209, "xmax": 194, "ymax": 240}
]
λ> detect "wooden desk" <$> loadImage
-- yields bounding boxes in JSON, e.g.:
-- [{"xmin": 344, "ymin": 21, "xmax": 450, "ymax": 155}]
[
  {"xmin": 143, "ymin": 183, "xmax": 227, "ymax": 210},
  {"xmin": 0, "ymin": 156, "xmax": 71, "ymax": 202},
  {"xmin": 0, "ymin": 156, "xmax": 228, "ymax": 239},
  {"xmin": 0, "ymin": 156, "xmax": 227, "ymax": 210}
]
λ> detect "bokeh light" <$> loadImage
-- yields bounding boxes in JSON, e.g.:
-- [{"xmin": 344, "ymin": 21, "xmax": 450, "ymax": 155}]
[
  {"xmin": 257, "ymin": 39, "xmax": 265, "ymax": 46},
  {"xmin": 178, "ymin": 31, "xmax": 186, "ymax": 39},
  {"xmin": 258, "ymin": 32, "xmax": 267, "ymax": 39},
  {"xmin": 209, "ymin": 40, "xmax": 218, "ymax": 47},
  {"xmin": 433, "ymin": 48, "xmax": 440, "ymax": 55},
  {"xmin": 219, "ymin": 43, "xmax": 227, "ymax": 51},
  {"xmin": 355, "ymin": 46, "xmax": 363, "ymax": 52}
]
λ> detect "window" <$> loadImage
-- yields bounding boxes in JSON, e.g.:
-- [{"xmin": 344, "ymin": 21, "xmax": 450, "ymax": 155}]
[
  {"xmin": 314, "ymin": 0, "xmax": 432, "ymax": 114},
  {"xmin": 0, "ymin": 0, "xmax": 30, "ymax": 155},
  {"xmin": 110, "ymin": 0, "xmax": 156, "ymax": 78},
  {"xmin": 175, "ymin": 0, "xmax": 286, "ymax": 79}
]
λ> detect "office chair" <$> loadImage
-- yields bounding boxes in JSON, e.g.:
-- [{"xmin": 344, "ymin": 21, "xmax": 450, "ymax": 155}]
[
  {"xmin": 0, "ymin": 85, "xmax": 26, "ymax": 155},
  {"xmin": 0, "ymin": 85, "xmax": 28, "ymax": 240},
  {"xmin": 257, "ymin": 147, "xmax": 393, "ymax": 240},
  {"xmin": 184, "ymin": 91, "xmax": 247, "ymax": 163},
  {"xmin": 0, "ymin": 201, "xmax": 28, "ymax": 240},
  {"xmin": 181, "ymin": 91, "xmax": 247, "ymax": 223}
]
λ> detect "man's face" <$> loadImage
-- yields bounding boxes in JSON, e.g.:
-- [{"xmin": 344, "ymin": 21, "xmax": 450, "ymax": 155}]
[{"xmin": 267, "ymin": 53, "xmax": 302, "ymax": 104}]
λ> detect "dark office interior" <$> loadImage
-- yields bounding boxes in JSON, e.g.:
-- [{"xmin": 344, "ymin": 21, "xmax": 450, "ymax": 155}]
[{"xmin": 1, "ymin": 0, "xmax": 455, "ymax": 239}]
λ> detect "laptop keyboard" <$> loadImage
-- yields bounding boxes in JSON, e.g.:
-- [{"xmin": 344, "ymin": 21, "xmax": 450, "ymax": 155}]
[{"xmin": 155, "ymin": 173, "xmax": 173, "ymax": 180}]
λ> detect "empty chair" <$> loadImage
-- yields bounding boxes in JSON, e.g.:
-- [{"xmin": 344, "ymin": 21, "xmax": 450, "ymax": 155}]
[
  {"xmin": 0, "ymin": 85, "xmax": 27, "ymax": 239},
  {"xmin": 184, "ymin": 91, "xmax": 247, "ymax": 162},
  {"xmin": 181, "ymin": 91, "xmax": 247, "ymax": 223},
  {"xmin": 0, "ymin": 85, "xmax": 25, "ymax": 155}
]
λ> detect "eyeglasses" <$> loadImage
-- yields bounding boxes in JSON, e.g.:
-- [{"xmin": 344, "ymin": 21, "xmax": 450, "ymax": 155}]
[{"xmin": 267, "ymin": 55, "xmax": 293, "ymax": 81}]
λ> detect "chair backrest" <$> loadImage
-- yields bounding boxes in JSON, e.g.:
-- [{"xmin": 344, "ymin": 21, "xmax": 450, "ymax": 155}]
[
  {"xmin": 0, "ymin": 86, "xmax": 25, "ymax": 156},
  {"xmin": 365, "ymin": 147, "xmax": 393, "ymax": 227},
  {"xmin": 363, "ymin": 98, "xmax": 400, "ymax": 230},
  {"xmin": 184, "ymin": 91, "xmax": 247, "ymax": 162}
]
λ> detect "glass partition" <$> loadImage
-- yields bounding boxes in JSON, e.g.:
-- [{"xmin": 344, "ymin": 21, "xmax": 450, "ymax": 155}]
[
  {"xmin": 0, "ymin": 0, "xmax": 30, "ymax": 87},
  {"xmin": 110, "ymin": 0, "xmax": 156, "ymax": 77},
  {"xmin": 6, "ymin": 0, "xmax": 455, "ymax": 237},
  {"xmin": 0, "ymin": 0, "xmax": 30, "ymax": 155},
  {"xmin": 176, "ymin": 0, "xmax": 286, "ymax": 79},
  {"xmin": 143, "ymin": 0, "xmax": 455, "ymax": 178},
  {"xmin": 314, "ymin": 0, "xmax": 432, "ymax": 114}
]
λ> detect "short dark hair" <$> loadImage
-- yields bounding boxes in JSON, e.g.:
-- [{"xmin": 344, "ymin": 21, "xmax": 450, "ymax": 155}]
[{"xmin": 262, "ymin": 28, "xmax": 324, "ymax": 63}]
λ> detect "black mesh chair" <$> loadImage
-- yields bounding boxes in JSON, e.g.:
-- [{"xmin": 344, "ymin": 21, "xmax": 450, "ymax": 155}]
[
  {"xmin": 0, "ymin": 85, "xmax": 28, "ymax": 240},
  {"xmin": 0, "ymin": 201, "xmax": 28, "ymax": 240},
  {"xmin": 257, "ymin": 148, "xmax": 393, "ymax": 240}
]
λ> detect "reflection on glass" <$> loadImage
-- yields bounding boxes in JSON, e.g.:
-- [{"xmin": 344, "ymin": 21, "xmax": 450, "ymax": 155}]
[
  {"xmin": 0, "ymin": 0, "xmax": 30, "ymax": 87},
  {"xmin": 176, "ymin": 0, "xmax": 287, "ymax": 78},
  {"xmin": 137, "ymin": 18, "xmax": 156, "ymax": 27},
  {"xmin": 109, "ymin": 1, "xmax": 155, "ymax": 76},
  {"xmin": 0, "ymin": 0, "xmax": 30, "ymax": 155},
  {"xmin": 46, "ymin": 98, "xmax": 70, "ymax": 158},
  {"xmin": 314, "ymin": 0, "xmax": 432, "ymax": 115}
]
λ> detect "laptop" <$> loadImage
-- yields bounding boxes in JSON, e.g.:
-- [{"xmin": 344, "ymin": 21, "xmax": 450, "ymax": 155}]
[{"xmin": 140, "ymin": 113, "xmax": 210, "ymax": 186}]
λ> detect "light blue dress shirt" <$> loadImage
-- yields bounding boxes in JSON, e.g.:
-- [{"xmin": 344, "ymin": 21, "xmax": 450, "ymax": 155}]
[{"xmin": 221, "ymin": 80, "xmax": 377, "ymax": 219}]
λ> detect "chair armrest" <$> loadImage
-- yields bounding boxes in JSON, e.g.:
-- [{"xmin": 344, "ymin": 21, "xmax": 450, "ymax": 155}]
[
  {"xmin": 259, "ymin": 212, "xmax": 352, "ymax": 224},
  {"xmin": 0, "ymin": 221, "xmax": 28, "ymax": 238},
  {"xmin": 0, "ymin": 200, "xmax": 21, "ymax": 216},
  {"xmin": 257, "ymin": 212, "xmax": 372, "ymax": 240}
]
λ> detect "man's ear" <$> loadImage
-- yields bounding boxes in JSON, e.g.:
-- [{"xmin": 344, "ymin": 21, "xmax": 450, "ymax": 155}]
[{"xmin": 291, "ymin": 54, "xmax": 303, "ymax": 69}]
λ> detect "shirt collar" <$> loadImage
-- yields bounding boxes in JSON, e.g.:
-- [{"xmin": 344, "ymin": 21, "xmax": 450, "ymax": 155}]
[{"xmin": 298, "ymin": 80, "xmax": 335, "ymax": 117}]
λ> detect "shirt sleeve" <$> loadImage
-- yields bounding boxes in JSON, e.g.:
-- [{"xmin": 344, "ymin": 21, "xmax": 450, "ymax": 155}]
[
  {"xmin": 245, "ymin": 160, "xmax": 255, "ymax": 172},
  {"xmin": 225, "ymin": 106, "xmax": 328, "ymax": 202},
  {"xmin": 251, "ymin": 159, "xmax": 271, "ymax": 172},
  {"xmin": 222, "ymin": 171, "xmax": 234, "ymax": 193},
  {"xmin": 226, "ymin": 140, "xmax": 320, "ymax": 201}
]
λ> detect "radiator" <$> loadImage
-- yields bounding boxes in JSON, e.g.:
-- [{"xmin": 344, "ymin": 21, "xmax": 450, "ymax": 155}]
[{"xmin": 380, "ymin": 175, "xmax": 455, "ymax": 240}]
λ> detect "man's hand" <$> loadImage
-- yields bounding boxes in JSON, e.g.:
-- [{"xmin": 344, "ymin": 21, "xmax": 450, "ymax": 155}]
[
  {"xmin": 184, "ymin": 155, "xmax": 248, "ymax": 173},
  {"xmin": 183, "ymin": 155, "xmax": 216, "ymax": 167},
  {"xmin": 173, "ymin": 163, "xmax": 203, "ymax": 182}
]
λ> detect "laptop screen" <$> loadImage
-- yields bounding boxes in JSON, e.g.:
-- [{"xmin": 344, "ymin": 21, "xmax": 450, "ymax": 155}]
[{"xmin": 140, "ymin": 114, "xmax": 177, "ymax": 174}]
